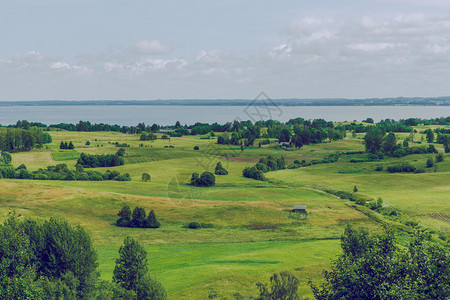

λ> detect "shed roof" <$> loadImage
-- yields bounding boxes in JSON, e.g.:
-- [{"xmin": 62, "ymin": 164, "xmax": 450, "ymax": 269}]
[{"xmin": 293, "ymin": 205, "xmax": 306, "ymax": 210}]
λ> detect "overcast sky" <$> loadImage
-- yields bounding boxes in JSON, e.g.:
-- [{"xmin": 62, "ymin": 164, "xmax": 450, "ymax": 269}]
[{"xmin": 1, "ymin": 0, "xmax": 450, "ymax": 101}]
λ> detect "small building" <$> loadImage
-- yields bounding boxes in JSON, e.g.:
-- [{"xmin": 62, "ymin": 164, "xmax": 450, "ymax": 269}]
[{"xmin": 292, "ymin": 205, "xmax": 307, "ymax": 213}]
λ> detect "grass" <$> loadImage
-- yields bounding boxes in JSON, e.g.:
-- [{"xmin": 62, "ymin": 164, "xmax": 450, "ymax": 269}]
[{"xmin": 1, "ymin": 126, "xmax": 449, "ymax": 299}]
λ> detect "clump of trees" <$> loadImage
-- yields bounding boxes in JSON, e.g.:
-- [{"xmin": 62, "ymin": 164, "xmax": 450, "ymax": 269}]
[
  {"xmin": 77, "ymin": 149, "xmax": 125, "ymax": 168},
  {"xmin": 140, "ymin": 132, "xmax": 157, "ymax": 141},
  {"xmin": 310, "ymin": 225, "xmax": 449, "ymax": 299},
  {"xmin": 0, "ymin": 215, "xmax": 166, "ymax": 299},
  {"xmin": 243, "ymin": 156, "xmax": 286, "ymax": 180},
  {"xmin": 0, "ymin": 128, "xmax": 52, "ymax": 152},
  {"xmin": 214, "ymin": 162, "xmax": 228, "ymax": 175},
  {"xmin": 116, "ymin": 206, "xmax": 160, "ymax": 228},
  {"xmin": 191, "ymin": 171, "xmax": 215, "ymax": 187},
  {"xmin": 364, "ymin": 128, "xmax": 437, "ymax": 158},
  {"xmin": 59, "ymin": 141, "xmax": 75, "ymax": 149}
]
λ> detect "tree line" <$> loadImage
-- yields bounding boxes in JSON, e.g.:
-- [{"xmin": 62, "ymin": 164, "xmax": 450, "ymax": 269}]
[{"xmin": 0, "ymin": 162, "xmax": 131, "ymax": 181}]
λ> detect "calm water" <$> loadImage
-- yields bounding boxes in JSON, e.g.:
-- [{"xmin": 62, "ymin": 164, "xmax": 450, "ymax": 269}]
[{"xmin": 0, "ymin": 105, "xmax": 449, "ymax": 126}]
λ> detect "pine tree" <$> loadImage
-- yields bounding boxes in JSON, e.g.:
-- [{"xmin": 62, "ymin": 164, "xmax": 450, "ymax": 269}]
[
  {"xmin": 117, "ymin": 206, "xmax": 132, "ymax": 227},
  {"xmin": 144, "ymin": 210, "xmax": 160, "ymax": 228},
  {"xmin": 131, "ymin": 207, "xmax": 146, "ymax": 228}
]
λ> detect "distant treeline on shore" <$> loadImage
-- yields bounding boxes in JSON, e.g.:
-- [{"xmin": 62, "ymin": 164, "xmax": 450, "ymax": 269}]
[{"xmin": 0, "ymin": 96, "xmax": 450, "ymax": 106}]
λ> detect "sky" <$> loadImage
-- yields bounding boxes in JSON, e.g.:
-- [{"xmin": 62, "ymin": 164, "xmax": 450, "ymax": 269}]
[{"xmin": 1, "ymin": 0, "xmax": 450, "ymax": 101}]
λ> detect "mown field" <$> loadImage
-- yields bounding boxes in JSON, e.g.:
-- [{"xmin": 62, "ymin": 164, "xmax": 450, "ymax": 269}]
[{"xmin": 1, "ymin": 126, "xmax": 449, "ymax": 299}]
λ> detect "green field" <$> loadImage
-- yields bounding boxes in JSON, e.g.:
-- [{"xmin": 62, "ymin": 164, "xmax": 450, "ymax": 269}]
[{"xmin": 1, "ymin": 127, "xmax": 449, "ymax": 299}]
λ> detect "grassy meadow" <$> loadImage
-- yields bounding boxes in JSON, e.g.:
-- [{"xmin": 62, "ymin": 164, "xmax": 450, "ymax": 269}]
[{"xmin": 1, "ymin": 125, "xmax": 449, "ymax": 299}]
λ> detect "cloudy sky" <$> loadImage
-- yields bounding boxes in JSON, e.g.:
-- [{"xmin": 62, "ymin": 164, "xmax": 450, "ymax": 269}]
[{"xmin": 1, "ymin": 0, "xmax": 450, "ymax": 101}]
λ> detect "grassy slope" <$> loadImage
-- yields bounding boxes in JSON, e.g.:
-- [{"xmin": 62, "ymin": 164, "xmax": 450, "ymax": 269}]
[{"xmin": 2, "ymin": 126, "xmax": 449, "ymax": 299}]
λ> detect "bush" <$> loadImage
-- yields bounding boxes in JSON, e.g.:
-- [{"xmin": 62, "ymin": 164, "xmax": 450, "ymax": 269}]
[
  {"xmin": 436, "ymin": 152, "xmax": 444, "ymax": 162},
  {"xmin": 243, "ymin": 166, "xmax": 265, "ymax": 181},
  {"xmin": 142, "ymin": 173, "xmax": 151, "ymax": 182},
  {"xmin": 214, "ymin": 162, "xmax": 228, "ymax": 175},
  {"xmin": 193, "ymin": 146, "xmax": 199, "ymax": 150},
  {"xmin": 375, "ymin": 165, "xmax": 383, "ymax": 171},
  {"xmin": 188, "ymin": 222, "xmax": 200, "ymax": 229},
  {"xmin": 426, "ymin": 158, "xmax": 434, "ymax": 168},
  {"xmin": 115, "ymin": 173, "xmax": 131, "ymax": 181}
]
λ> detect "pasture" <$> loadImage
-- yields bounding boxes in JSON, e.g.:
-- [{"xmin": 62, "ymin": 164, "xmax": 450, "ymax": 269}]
[{"xmin": 1, "ymin": 125, "xmax": 449, "ymax": 299}]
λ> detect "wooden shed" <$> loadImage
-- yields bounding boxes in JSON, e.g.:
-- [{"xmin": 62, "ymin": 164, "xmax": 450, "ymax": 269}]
[{"xmin": 292, "ymin": 205, "xmax": 307, "ymax": 213}]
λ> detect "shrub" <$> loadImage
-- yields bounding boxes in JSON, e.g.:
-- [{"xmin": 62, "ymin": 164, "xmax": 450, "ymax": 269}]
[
  {"xmin": 188, "ymin": 222, "xmax": 200, "ymax": 229},
  {"xmin": 193, "ymin": 146, "xmax": 199, "ymax": 150},
  {"xmin": 115, "ymin": 173, "xmax": 131, "ymax": 181},
  {"xmin": 436, "ymin": 152, "xmax": 444, "ymax": 162},
  {"xmin": 375, "ymin": 165, "xmax": 383, "ymax": 171},
  {"xmin": 142, "ymin": 172, "xmax": 151, "ymax": 182},
  {"xmin": 387, "ymin": 163, "xmax": 416, "ymax": 173},
  {"xmin": 426, "ymin": 158, "xmax": 434, "ymax": 168}
]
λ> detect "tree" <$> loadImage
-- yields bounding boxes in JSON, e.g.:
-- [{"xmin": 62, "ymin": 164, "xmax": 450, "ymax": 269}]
[
  {"xmin": 382, "ymin": 132, "xmax": 397, "ymax": 153},
  {"xmin": 363, "ymin": 127, "xmax": 384, "ymax": 154},
  {"xmin": 131, "ymin": 207, "xmax": 146, "ymax": 228},
  {"xmin": 117, "ymin": 206, "xmax": 132, "ymax": 227},
  {"xmin": 436, "ymin": 152, "xmax": 444, "ymax": 162},
  {"xmin": 442, "ymin": 135, "xmax": 450, "ymax": 153},
  {"xmin": 135, "ymin": 273, "xmax": 167, "ymax": 300},
  {"xmin": 143, "ymin": 209, "xmax": 160, "ymax": 228},
  {"xmin": 142, "ymin": 172, "xmax": 151, "ymax": 182},
  {"xmin": 425, "ymin": 129, "xmax": 434, "ymax": 143},
  {"xmin": 353, "ymin": 186, "xmax": 358, "ymax": 193},
  {"xmin": 191, "ymin": 172, "xmax": 199, "ymax": 185},
  {"xmin": 113, "ymin": 237, "xmax": 148, "ymax": 292},
  {"xmin": 39, "ymin": 218, "xmax": 99, "ymax": 299},
  {"xmin": 254, "ymin": 271, "xmax": 300, "ymax": 300},
  {"xmin": 68, "ymin": 141, "xmax": 74, "ymax": 149},
  {"xmin": 1, "ymin": 151, "xmax": 12, "ymax": 164},
  {"xmin": 279, "ymin": 128, "xmax": 291, "ymax": 143},
  {"xmin": 426, "ymin": 158, "xmax": 434, "ymax": 168}
]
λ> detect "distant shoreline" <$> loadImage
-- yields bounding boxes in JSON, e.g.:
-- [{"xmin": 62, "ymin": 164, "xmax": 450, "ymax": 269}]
[{"xmin": 0, "ymin": 97, "xmax": 449, "ymax": 106}]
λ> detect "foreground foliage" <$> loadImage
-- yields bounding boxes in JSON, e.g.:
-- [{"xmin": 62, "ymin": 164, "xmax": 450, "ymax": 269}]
[{"xmin": 310, "ymin": 225, "xmax": 449, "ymax": 300}]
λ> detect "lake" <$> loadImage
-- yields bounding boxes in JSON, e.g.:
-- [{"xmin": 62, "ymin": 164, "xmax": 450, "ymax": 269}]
[{"xmin": 0, "ymin": 105, "xmax": 449, "ymax": 126}]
